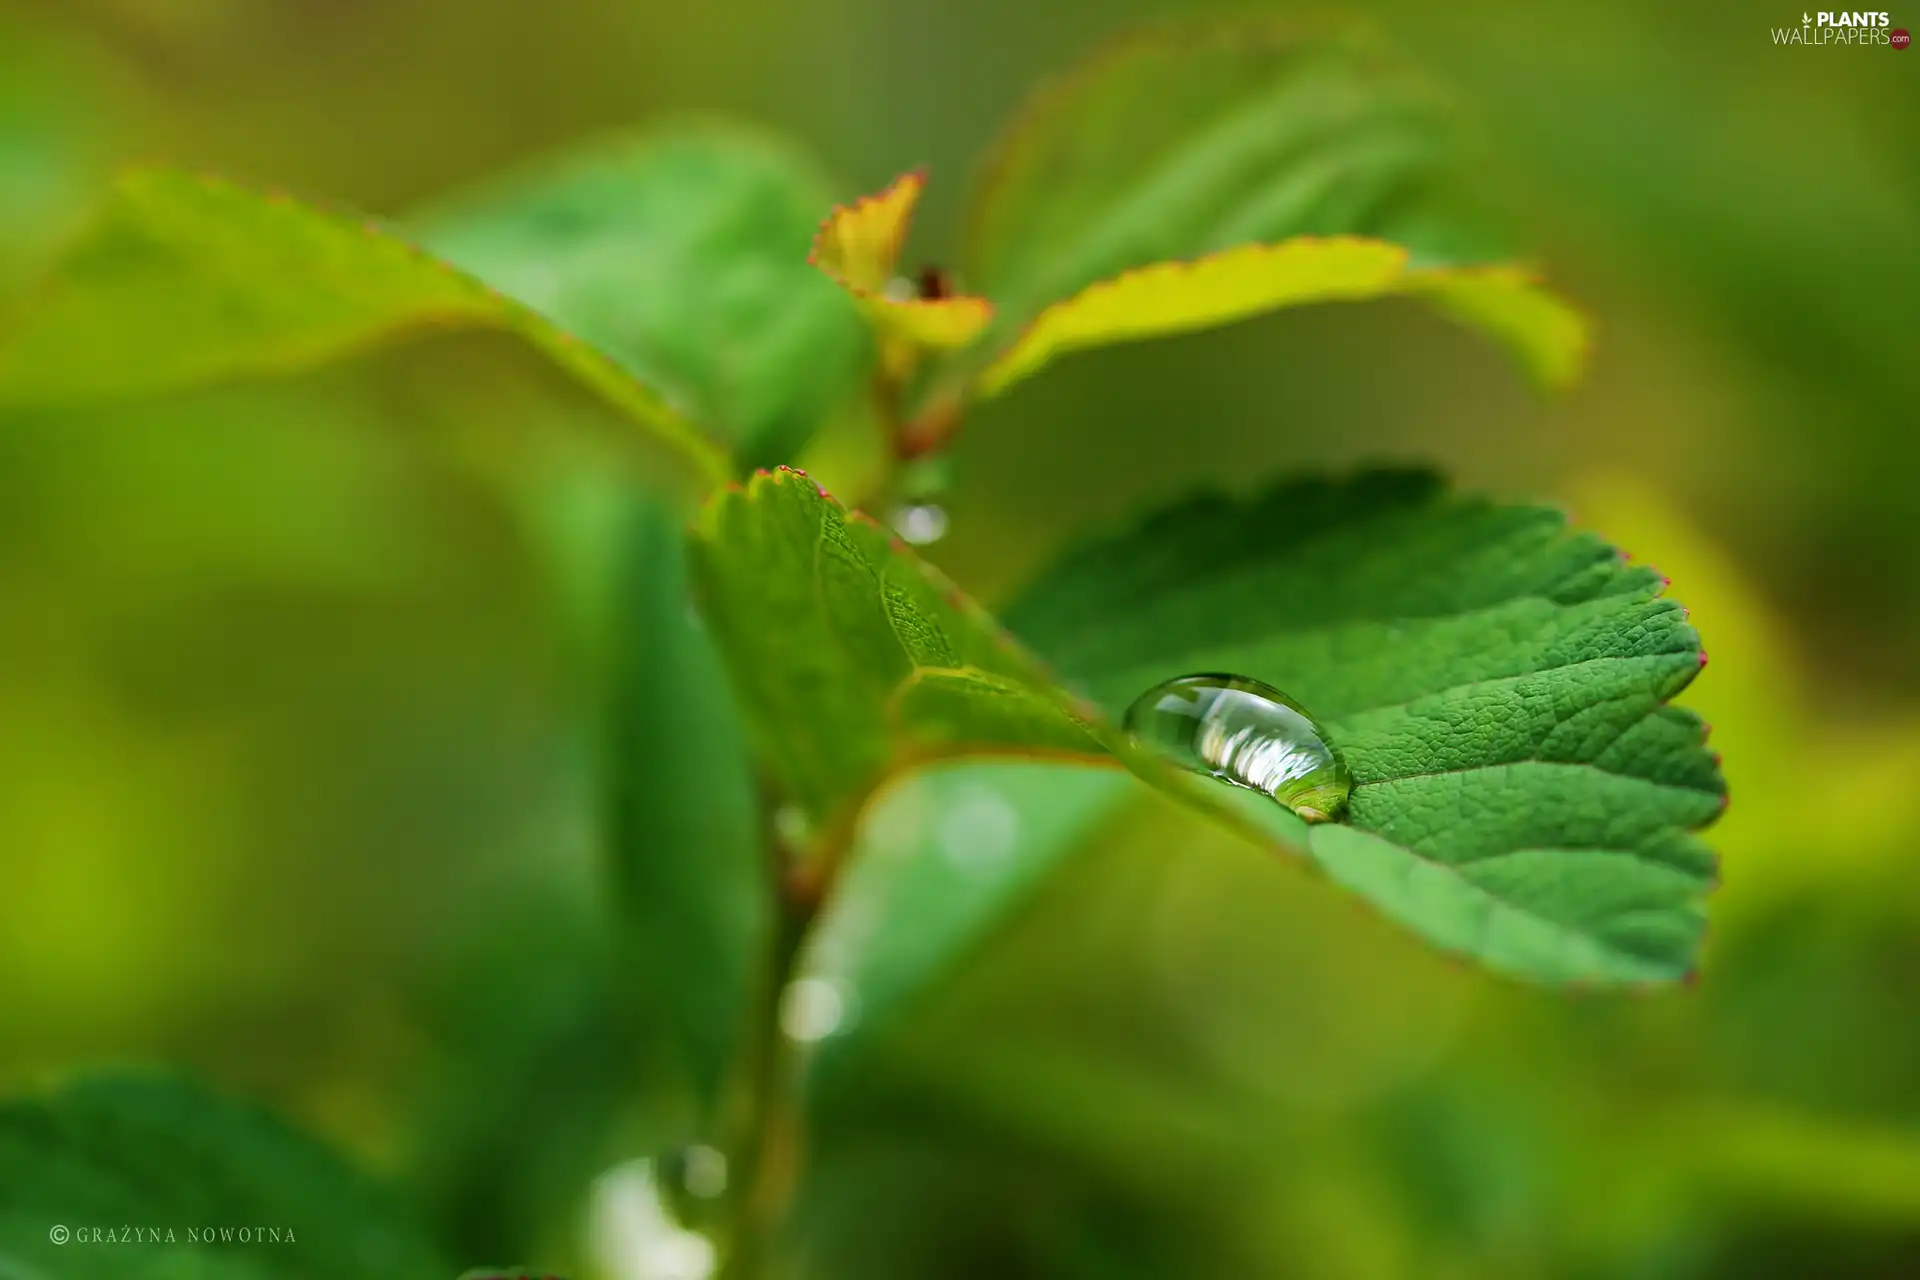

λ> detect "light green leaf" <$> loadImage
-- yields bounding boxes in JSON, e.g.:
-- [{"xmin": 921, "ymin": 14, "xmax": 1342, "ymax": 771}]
[
  {"xmin": 687, "ymin": 467, "xmax": 1109, "ymax": 832},
  {"xmin": 800, "ymin": 759, "xmax": 1133, "ymax": 1087},
  {"xmin": 0, "ymin": 167, "xmax": 729, "ymax": 487},
  {"xmin": 415, "ymin": 123, "xmax": 870, "ymax": 468},
  {"xmin": 0, "ymin": 1073, "xmax": 449, "ymax": 1280},
  {"xmin": 1006, "ymin": 469, "xmax": 1724, "ymax": 983},
  {"xmin": 945, "ymin": 21, "xmax": 1581, "ymax": 397}
]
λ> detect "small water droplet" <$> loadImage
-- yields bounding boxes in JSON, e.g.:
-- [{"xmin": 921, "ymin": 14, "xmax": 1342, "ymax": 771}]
[
  {"xmin": 892, "ymin": 502, "xmax": 948, "ymax": 545},
  {"xmin": 679, "ymin": 1145, "xmax": 728, "ymax": 1199},
  {"xmin": 882, "ymin": 276, "xmax": 917, "ymax": 303},
  {"xmin": 772, "ymin": 804, "xmax": 811, "ymax": 849},
  {"xmin": 1123, "ymin": 674, "xmax": 1350, "ymax": 823},
  {"xmin": 779, "ymin": 977, "xmax": 846, "ymax": 1042}
]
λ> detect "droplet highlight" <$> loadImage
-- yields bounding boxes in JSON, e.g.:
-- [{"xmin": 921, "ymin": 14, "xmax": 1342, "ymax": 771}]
[
  {"xmin": 779, "ymin": 977, "xmax": 846, "ymax": 1042},
  {"xmin": 892, "ymin": 502, "xmax": 948, "ymax": 546},
  {"xmin": 678, "ymin": 1145, "xmax": 729, "ymax": 1200},
  {"xmin": 1123, "ymin": 673, "xmax": 1350, "ymax": 823}
]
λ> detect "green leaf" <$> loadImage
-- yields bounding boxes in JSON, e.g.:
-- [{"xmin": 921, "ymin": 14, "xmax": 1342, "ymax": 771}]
[
  {"xmin": 415, "ymin": 123, "xmax": 870, "ymax": 468},
  {"xmin": 440, "ymin": 455, "xmax": 766, "ymax": 1138},
  {"xmin": 0, "ymin": 1072, "xmax": 449, "ymax": 1280},
  {"xmin": 0, "ymin": 167, "xmax": 729, "ymax": 487},
  {"xmin": 974, "ymin": 240, "xmax": 1583, "ymax": 397},
  {"xmin": 1006, "ymin": 469, "xmax": 1724, "ymax": 983},
  {"xmin": 945, "ymin": 21, "xmax": 1581, "ymax": 395},
  {"xmin": 800, "ymin": 759, "xmax": 1133, "ymax": 1087},
  {"xmin": 687, "ymin": 467, "xmax": 1108, "ymax": 830},
  {"xmin": 602, "ymin": 497, "xmax": 771, "ymax": 1114},
  {"xmin": 691, "ymin": 468, "xmax": 1720, "ymax": 989},
  {"xmin": 414, "ymin": 922, "xmax": 654, "ymax": 1270}
]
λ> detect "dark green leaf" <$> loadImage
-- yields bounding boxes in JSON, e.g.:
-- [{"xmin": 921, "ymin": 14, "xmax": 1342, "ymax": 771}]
[
  {"xmin": 415, "ymin": 123, "xmax": 869, "ymax": 468},
  {"xmin": 603, "ymin": 498, "xmax": 772, "ymax": 1114},
  {"xmin": 414, "ymin": 923, "xmax": 654, "ymax": 1272},
  {"xmin": 0, "ymin": 1073, "xmax": 448, "ymax": 1280},
  {"xmin": 1007, "ymin": 469, "xmax": 1724, "ymax": 983}
]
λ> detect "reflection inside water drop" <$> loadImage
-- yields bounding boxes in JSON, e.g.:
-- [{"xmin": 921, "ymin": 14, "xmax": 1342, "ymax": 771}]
[{"xmin": 1123, "ymin": 673, "xmax": 1350, "ymax": 823}]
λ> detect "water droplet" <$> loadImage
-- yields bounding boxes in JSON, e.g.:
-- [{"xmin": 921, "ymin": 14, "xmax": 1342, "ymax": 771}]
[
  {"xmin": 772, "ymin": 804, "xmax": 811, "ymax": 849},
  {"xmin": 678, "ymin": 1145, "xmax": 728, "ymax": 1199},
  {"xmin": 892, "ymin": 502, "xmax": 948, "ymax": 545},
  {"xmin": 1123, "ymin": 674, "xmax": 1350, "ymax": 823},
  {"xmin": 779, "ymin": 977, "xmax": 846, "ymax": 1042},
  {"xmin": 881, "ymin": 276, "xmax": 917, "ymax": 303}
]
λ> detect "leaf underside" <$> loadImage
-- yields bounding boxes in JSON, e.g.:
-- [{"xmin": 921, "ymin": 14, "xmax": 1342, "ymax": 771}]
[{"xmin": 976, "ymin": 237, "xmax": 1585, "ymax": 396}]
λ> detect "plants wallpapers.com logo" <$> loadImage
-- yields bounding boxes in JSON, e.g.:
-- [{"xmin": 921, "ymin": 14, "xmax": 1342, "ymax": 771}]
[{"xmin": 1772, "ymin": 11, "xmax": 1912, "ymax": 44}]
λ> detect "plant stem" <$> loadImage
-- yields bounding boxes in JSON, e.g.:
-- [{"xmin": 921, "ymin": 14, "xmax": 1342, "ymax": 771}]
[{"xmin": 715, "ymin": 815, "xmax": 823, "ymax": 1279}]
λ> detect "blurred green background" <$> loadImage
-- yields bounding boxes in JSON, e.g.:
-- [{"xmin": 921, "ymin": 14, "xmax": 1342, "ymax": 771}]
[{"xmin": 2, "ymin": 0, "xmax": 1917, "ymax": 1277}]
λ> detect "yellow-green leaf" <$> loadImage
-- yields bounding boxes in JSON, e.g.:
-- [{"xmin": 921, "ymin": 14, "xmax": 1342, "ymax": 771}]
[
  {"xmin": 809, "ymin": 171, "xmax": 993, "ymax": 350},
  {"xmin": 977, "ymin": 236, "xmax": 1588, "ymax": 397}
]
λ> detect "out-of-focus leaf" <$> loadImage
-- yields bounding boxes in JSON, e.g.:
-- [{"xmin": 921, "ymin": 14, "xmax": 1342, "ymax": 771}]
[
  {"xmin": 416, "ymin": 123, "xmax": 869, "ymax": 468},
  {"xmin": 414, "ymin": 921, "xmax": 656, "ymax": 1274},
  {"xmin": 602, "ymin": 499, "xmax": 771, "ymax": 1115},
  {"xmin": 940, "ymin": 21, "xmax": 1579, "ymax": 400},
  {"xmin": 800, "ymin": 759, "xmax": 1133, "ymax": 1085},
  {"xmin": 963, "ymin": 21, "xmax": 1509, "ymax": 317},
  {"xmin": 1410, "ymin": 265, "xmax": 1588, "ymax": 387},
  {"xmin": 1007, "ymin": 469, "xmax": 1724, "ymax": 983},
  {"xmin": 0, "ymin": 1072, "xmax": 448, "ymax": 1280},
  {"xmin": 808, "ymin": 171, "xmax": 993, "ymax": 349},
  {"xmin": 686, "ymin": 467, "xmax": 1107, "ymax": 829},
  {"xmin": 0, "ymin": 167, "xmax": 729, "ymax": 487},
  {"xmin": 416, "ymin": 452, "xmax": 766, "ymax": 1153},
  {"xmin": 0, "ymin": 13, "xmax": 115, "ymax": 295},
  {"xmin": 977, "ymin": 238, "xmax": 1583, "ymax": 396}
]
